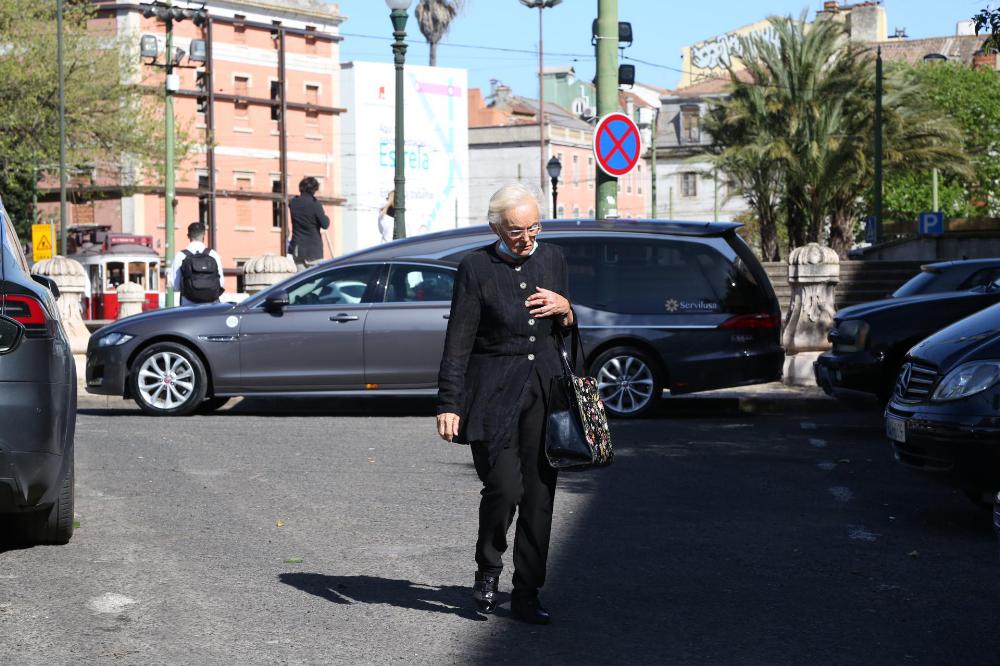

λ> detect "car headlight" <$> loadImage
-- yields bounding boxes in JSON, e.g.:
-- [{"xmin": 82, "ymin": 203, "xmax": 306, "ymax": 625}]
[
  {"xmin": 95, "ymin": 332, "xmax": 134, "ymax": 348},
  {"xmin": 833, "ymin": 320, "xmax": 870, "ymax": 352},
  {"xmin": 931, "ymin": 361, "xmax": 1000, "ymax": 401}
]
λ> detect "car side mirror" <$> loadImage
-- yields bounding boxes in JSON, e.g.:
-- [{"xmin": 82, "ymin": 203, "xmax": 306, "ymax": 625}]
[
  {"xmin": 264, "ymin": 290, "xmax": 290, "ymax": 311},
  {"xmin": 31, "ymin": 274, "xmax": 60, "ymax": 299}
]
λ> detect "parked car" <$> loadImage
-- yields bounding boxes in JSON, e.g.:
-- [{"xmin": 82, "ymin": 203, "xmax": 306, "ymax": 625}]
[
  {"xmin": 885, "ymin": 302, "xmax": 1000, "ymax": 503},
  {"xmin": 0, "ymin": 198, "xmax": 76, "ymax": 545},
  {"xmin": 86, "ymin": 220, "xmax": 784, "ymax": 418},
  {"xmin": 815, "ymin": 283, "xmax": 1000, "ymax": 404},
  {"xmin": 892, "ymin": 259, "xmax": 1000, "ymax": 298}
]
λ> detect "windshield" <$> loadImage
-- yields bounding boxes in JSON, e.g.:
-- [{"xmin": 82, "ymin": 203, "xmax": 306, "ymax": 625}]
[{"xmin": 892, "ymin": 271, "xmax": 937, "ymax": 298}]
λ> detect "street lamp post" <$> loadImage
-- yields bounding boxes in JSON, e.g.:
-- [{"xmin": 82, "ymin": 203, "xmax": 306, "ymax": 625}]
[
  {"xmin": 141, "ymin": 2, "xmax": 207, "ymax": 306},
  {"xmin": 546, "ymin": 156, "xmax": 561, "ymax": 217},
  {"xmin": 386, "ymin": 0, "xmax": 413, "ymax": 240},
  {"xmin": 57, "ymin": 0, "xmax": 67, "ymax": 255},
  {"xmin": 520, "ymin": 0, "xmax": 562, "ymax": 213}
]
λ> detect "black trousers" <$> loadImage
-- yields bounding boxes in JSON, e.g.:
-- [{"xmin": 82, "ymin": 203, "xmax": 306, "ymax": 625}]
[{"xmin": 472, "ymin": 369, "xmax": 558, "ymax": 596}]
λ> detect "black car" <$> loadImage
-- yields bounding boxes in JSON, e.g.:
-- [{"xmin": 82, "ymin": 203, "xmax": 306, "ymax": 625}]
[
  {"xmin": 891, "ymin": 259, "xmax": 1000, "ymax": 298},
  {"xmin": 885, "ymin": 302, "xmax": 1000, "ymax": 502},
  {"xmin": 0, "ymin": 199, "xmax": 76, "ymax": 545},
  {"xmin": 87, "ymin": 220, "xmax": 784, "ymax": 418},
  {"xmin": 815, "ymin": 284, "xmax": 1000, "ymax": 404}
]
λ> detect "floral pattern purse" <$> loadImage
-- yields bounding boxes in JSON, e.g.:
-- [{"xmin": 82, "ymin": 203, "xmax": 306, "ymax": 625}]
[{"xmin": 544, "ymin": 329, "xmax": 613, "ymax": 470}]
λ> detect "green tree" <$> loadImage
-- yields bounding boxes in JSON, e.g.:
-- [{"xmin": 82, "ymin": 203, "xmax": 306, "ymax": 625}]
[
  {"xmin": 707, "ymin": 15, "xmax": 969, "ymax": 258},
  {"xmin": 0, "ymin": 0, "xmax": 183, "ymax": 235},
  {"xmin": 882, "ymin": 62, "xmax": 1000, "ymax": 222},
  {"xmin": 414, "ymin": 0, "xmax": 463, "ymax": 67}
]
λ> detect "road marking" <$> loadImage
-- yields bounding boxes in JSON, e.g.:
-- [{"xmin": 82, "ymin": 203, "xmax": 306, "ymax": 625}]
[
  {"xmin": 829, "ymin": 486, "xmax": 854, "ymax": 502},
  {"xmin": 816, "ymin": 460, "xmax": 837, "ymax": 471},
  {"xmin": 800, "ymin": 422, "xmax": 817, "ymax": 430},
  {"xmin": 847, "ymin": 525, "xmax": 880, "ymax": 542},
  {"xmin": 809, "ymin": 438, "xmax": 827, "ymax": 448},
  {"xmin": 88, "ymin": 593, "xmax": 136, "ymax": 614}
]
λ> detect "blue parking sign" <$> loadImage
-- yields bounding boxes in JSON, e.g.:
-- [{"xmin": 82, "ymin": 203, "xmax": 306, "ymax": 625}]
[{"xmin": 919, "ymin": 211, "xmax": 944, "ymax": 236}]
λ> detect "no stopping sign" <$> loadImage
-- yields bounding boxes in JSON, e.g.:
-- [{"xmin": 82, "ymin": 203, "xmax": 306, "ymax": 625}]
[{"xmin": 593, "ymin": 112, "xmax": 641, "ymax": 177}]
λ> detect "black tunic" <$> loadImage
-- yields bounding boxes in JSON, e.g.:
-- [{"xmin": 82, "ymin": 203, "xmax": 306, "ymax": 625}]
[{"xmin": 437, "ymin": 241, "xmax": 575, "ymax": 462}]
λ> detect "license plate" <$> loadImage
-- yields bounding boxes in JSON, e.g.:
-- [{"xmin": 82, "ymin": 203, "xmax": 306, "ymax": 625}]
[{"xmin": 886, "ymin": 416, "xmax": 906, "ymax": 443}]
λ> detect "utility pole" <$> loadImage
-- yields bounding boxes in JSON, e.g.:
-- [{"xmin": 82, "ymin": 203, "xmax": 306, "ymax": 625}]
[
  {"xmin": 932, "ymin": 168, "xmax": 939, "ymax": 212},
  {"xmin": 595, "ymin": 0, "xmax": 618, "ymax": 220},
  {"xmin": 57, "ymin": 0, "xmax": 67, "ymax": 256},
  {"xmin": 521, "ymin": 1, "xmax": 562, "ymax": 214},
  {"xmin": 650, "ymin": 110, "xmax": 657, "ymax": 218},
  {"xmin": 164, "ymin": 1, "xmax": 177, "ymax": 306},
  {"xmin": 873, "ymin": 45, "xmax": 883, "ymax": 243}
]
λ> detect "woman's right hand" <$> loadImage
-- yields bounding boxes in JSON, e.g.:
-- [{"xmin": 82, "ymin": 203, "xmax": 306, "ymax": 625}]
[{"xmin": 437, "ymin": 412, "xmax": 461, "ymax": 442}]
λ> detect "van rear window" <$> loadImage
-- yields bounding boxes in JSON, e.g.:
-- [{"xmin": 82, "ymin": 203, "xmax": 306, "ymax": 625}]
[{"xmin": 550, "ymin": 237, "xmax": 769, "ymax": 315}]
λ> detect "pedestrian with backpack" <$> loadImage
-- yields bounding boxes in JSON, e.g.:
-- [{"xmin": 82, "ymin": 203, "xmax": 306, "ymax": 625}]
[{"xmin": 168, "ymin": 222, "xmax": 224, "ymax": 306}]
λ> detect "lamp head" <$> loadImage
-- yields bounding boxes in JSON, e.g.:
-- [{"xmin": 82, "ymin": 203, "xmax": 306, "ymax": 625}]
[
  {"xmin": 385, "ymin": 0, "xmax": 413, "ymax": 9},
  {"xmin": 546, "ymin": 156, "xmax": 562, "ymax": 181},
  {"xmin": 139, "ymin": 34, "xmax": 159, "ymax": 59}
]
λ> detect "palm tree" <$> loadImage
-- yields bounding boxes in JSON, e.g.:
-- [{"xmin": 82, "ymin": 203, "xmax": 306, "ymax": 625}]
[
  {"xmin": 708, "ymin": 14, "xmax": 969, "ymax": 258},
  {"xmin": 414, "ymin": 0, "xmax": 463, "ymax": 67}
]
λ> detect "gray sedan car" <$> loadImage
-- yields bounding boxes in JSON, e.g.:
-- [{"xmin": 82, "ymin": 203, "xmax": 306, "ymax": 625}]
[
  {"xmin": 87, "ymin": 220, "xmax": 783, "ymax": 418},
  {"xmin": 0, "ymin": 199, "xmax": 76, "ymax": 545}
]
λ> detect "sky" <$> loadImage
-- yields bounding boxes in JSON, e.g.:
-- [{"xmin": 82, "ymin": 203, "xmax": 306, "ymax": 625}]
[{"xmin": 333, "ymin": 0, "xmax": 991, "ymax": 98}]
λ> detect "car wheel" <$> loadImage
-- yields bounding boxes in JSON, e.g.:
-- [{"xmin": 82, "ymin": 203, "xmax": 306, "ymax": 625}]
[
  {"xmin": 197, "ymin": 396, "xmax": 231, "ymax": 414},
  {"xmin": 130, "ymin": 342, "xmax": 208, "ymax": 416},
  {"xmin": 20, "ymin": 452, "xmax": 74, "ymax": 545},
  {"xmin": 588, "ymin": 346, "xmax": 662, "ymax": 418}
]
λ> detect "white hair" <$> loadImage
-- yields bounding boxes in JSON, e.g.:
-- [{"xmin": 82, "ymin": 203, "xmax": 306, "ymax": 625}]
[{"xmin": 487, "ymin": 183, "xmax": 540, "ymax": 226}]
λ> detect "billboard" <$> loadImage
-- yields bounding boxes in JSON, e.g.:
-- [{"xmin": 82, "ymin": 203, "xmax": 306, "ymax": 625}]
[{"xmin": 340, "ymin": 61, "xmax": 469, "ymax": 253}]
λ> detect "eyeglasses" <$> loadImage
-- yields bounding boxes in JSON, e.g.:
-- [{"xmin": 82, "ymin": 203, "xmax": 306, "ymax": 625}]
[{"xmin": 501, "ymin": 224, "xmax": 542, "ymax": 240}]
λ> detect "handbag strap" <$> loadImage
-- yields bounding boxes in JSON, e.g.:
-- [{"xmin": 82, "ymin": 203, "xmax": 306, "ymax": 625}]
[{"xmin": 554, "ymin": 324, "xmax": 584, "ymax": 377}]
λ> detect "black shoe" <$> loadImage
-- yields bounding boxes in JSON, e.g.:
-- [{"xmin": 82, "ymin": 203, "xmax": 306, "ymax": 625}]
[
  {"xmin": 511, "ymin": 594, "xmax": 551, "ymax": 625},
  {"xmin": 472, "ymin": 572, "xmax": 499, "ymax": 614}
]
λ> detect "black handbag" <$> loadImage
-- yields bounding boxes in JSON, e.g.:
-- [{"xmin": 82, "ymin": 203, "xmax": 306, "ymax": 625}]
[{"xmin": 544, "ymin": 328, "xmax": 613, "ymax": 470}]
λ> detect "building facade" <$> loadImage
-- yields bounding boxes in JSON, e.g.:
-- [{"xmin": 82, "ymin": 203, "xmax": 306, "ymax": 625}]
[
  {"xmin": 339, "ymin": 61, "xmax": 469, "ymax": 253},
  {"xmin": 42, "ymin": 0, "xmax": 346, "ymax": 293},
  {"xmin": 469, "ymin": 81, "xmax": 648, "ymax": 224}
]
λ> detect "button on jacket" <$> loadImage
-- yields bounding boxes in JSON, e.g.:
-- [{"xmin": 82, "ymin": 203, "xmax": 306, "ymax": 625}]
[{"xmin": 437, "ymin": 242, "xmax": 576, "ymax": 462}]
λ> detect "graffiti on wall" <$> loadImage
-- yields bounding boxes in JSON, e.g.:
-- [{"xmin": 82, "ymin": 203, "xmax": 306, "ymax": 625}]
[{"xmin": 689, "ymin": 24, "xmax": 780, "ymax": 71}]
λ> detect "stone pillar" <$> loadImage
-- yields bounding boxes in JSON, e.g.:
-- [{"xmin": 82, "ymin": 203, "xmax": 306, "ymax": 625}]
[
  {"xmin": 30, "ymin": 256, "xmax": 90, "ymax": 354},
  {"xmin": 116, "ymin": 281, "xmax": 147, "ymax": 319},
  {"xmin": 782, "ymin": 243, "xmax": 840, "ymax": 386},
  {"xmin": 243, "ymin": 253, "xmax": 298, "ymax": 296}
]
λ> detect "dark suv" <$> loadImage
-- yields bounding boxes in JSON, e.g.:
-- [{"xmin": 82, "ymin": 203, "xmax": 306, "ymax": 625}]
[
  {"xmin": 346, "ymin": 219, "xmax": 784, "ymax": 416},
  {"xmin": 87, "ymin": 220, "xmax": 783, "ymax": 418},
  {"xmin": 0, "ymin": 198, "xmax": 76, "ymax": 545}
]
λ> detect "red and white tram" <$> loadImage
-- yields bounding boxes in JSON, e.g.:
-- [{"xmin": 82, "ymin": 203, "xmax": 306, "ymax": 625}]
[{"xmin": 68, "ymin": 226, "xmax": 161, "ymax": 320}]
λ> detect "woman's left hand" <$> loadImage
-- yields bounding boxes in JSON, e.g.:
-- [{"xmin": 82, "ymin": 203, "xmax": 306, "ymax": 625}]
[{"xmin": 527, "ymin": 287, "xmax": 573, "ymax": 325}]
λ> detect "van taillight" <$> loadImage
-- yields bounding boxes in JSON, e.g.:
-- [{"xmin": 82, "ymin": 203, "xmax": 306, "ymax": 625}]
[
  {"xmin": 720, "ymin": 313, "xmax": 780, "ymax": 330},
  {"xmin": 1, "ymin": 295, "xmax": 49, "ymax": 335}
]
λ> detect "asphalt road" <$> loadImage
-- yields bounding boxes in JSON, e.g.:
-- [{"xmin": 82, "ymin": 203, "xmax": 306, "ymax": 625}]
[{"xmin": 2, "ymin": 397, "xmax": 999, "ymax": 665}]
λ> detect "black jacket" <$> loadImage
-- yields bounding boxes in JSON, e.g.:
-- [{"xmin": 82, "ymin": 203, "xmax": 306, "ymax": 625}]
[
  {"xmin": 437, "ymin": 242, "xmax": 576, "ymax": 461},
  {"xmin": 288, "ymin": 194, "xmax": 330, "ymax": 262}
]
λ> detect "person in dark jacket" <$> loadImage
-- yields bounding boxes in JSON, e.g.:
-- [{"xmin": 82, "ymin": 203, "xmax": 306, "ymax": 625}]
[
  {"xmin": 288, "ymin": 176, "xmax": 330, "ymax": 269},
  {"xmin": 436, "ymin": 183, "xmax": 575, "ymax": 625}
]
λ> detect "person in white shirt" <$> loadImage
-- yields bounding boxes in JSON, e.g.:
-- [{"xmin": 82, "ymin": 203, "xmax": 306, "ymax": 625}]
[{"xmin": 167, "ymin": 223, "xmax": 225, "ymax": 306}]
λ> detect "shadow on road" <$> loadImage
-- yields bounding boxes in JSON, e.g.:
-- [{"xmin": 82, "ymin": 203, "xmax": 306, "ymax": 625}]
[
  {"xmin": 457, "ymin": 414, "xmax": 1000, "ymax": 664},
  {"xmin": 278, "ymin": 573, "xmax": 487, "ymax": 622}
]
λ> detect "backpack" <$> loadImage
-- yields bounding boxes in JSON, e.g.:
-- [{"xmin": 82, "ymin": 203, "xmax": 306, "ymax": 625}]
[{"xmin": 180, "ymin": 249, "xmax": 223, "ymax": 303}]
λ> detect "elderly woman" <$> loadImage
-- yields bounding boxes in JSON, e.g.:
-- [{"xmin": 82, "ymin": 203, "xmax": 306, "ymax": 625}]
[{"xmin": 436, "ymin": 183, "xmax": 575, "ymax": 625}]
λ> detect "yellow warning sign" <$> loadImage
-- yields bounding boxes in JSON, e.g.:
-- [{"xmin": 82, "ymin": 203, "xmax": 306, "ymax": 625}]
[{"xmin": 32, "ymin": 224, "xmax": 54, "ymax": 262}]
